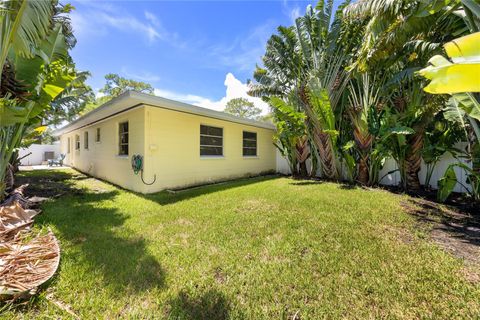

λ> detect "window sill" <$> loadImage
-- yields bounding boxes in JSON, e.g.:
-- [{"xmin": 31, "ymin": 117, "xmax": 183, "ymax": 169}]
[
  {"xmin": 200, "ymin": 156, "xmax": 225, "ymax": 159},
  {"xmin": 116, "ymin": 155, "xmax": 129, "ymax": 159},
  {"xmin": 243, "ymin": 156, "xmax": 259, "ymax": 159}
]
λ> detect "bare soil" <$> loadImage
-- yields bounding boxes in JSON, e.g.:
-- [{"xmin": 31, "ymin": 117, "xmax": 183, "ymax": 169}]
[{"xmin": 401, "ymin": 198, "xmax": 480, "ymax": 282}]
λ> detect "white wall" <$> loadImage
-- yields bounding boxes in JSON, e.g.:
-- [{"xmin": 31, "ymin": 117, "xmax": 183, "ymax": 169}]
[
  {"xmin": 18, "ymin": 143, "xmax": 61, "ymax": 166},
  {"xmin": 276, "ymin": 144, "xmax": 472, "ymax": 193}
]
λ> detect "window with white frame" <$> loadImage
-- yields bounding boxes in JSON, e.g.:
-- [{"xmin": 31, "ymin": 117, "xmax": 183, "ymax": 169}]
[
  {"xmin": 200, "ymin": 125, "xmax": 223, "ymax": 156},
  {"xmin": 75, "ymin": 135, "xmax": 80, "ymax": 150},
  {"xmin": 84, "ymin": 131, "xmax": 89, "ymax": 149},
  {"xmin": 95, "ymin": 128, "xmax": 101, "ymax": 143},
  {"xmin": 118, "ymin": 121, "xmax": 129, "ymax": 156},
  {"xmin": 242, "ymin": 131, "xmax": 257, "ymax": 156}
]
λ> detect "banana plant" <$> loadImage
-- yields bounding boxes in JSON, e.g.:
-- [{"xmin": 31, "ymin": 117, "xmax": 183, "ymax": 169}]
[
  {"xmin": 438, "ymin": 161, "xmax": 480, "ymax": 202},
  {"xmin": 418, "ymin": 7, "xmax": 480, "ymax": 202},
  {"xmin": 270, "ymin": 96, "xmax": 309, "ymax": 176},
  {"xmin": 0, "ymin": 22, "xmax": 74, "ymax": 199}
]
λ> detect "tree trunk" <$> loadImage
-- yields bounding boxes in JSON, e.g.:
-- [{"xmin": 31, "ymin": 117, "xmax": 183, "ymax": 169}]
[
  {"xmin": 406, "ymin": 131, "xmax": 423, "ymax": 190},
  {"xmin": 298, "ymin": 86, "xmax": 338, "ymax": 180},
  {"xmin": 312, "ymin": 129, "xmax": 338, "ymax": 180},
  {"xmin": 295, "ymin": 137, "xmax": 310, "ymax": 178},
  {"xmin": 357, "ymin": 157, "xmax": 369, "ymax": 185},
  {"xmin": 299, "ymin": 161, "xmax": 308, "ymax": 177}
]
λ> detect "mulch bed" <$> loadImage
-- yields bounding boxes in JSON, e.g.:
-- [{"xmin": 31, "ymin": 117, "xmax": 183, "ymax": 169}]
[{"xmin": 400, "ymin": 198, "xmax": 480, "ymax": 282}]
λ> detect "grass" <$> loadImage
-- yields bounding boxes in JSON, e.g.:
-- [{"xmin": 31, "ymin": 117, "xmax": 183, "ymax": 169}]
[{"xmin": 3, "ymin": 169, "xmax": 480, "ymax": 319}]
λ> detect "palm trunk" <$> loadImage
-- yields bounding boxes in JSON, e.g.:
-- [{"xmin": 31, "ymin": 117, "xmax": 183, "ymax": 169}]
[
  {"xmin": 357, "ymin": 157, "xmax": 369, "ymax": 185},
  {"xmin": 298, "ymin": 86, "xmax": 338, "ymax": 180},
  {"xmin": 405, "ymin": 131, "xmax": 424, "ymax": 190},
  {"xmin": 311, "ymin": 128, "xmax": 338, "ymax": 179},
  {"xmin": 295, "ymin": 137, "xmax": 310, "ymax": 178}
]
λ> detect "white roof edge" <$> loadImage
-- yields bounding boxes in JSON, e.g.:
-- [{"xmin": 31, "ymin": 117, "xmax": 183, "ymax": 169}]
[{"xmin": 55, "ymin": 91, "xmax": 276, "ymax": 135}]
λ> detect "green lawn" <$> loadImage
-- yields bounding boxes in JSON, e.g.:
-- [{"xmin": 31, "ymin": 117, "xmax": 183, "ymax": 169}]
[{"xmin": 3, "ymin": 169, "xmax": 480, "ymax": 319}]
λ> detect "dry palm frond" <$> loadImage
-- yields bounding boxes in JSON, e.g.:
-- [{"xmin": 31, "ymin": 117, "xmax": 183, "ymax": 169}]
[
  {"xmin": 0, "ymin": 202, "xmax": 38, "ymax": 241},
  {"xmin": 0, "ymin": 231, "xmax": 60, "ymax": 297},
  {"xmin": 2, "ymin": 185, "xmax": 32, "ymax": 209}
]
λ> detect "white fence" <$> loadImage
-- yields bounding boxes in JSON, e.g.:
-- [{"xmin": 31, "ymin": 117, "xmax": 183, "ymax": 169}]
[
  {"xmin": 276, "ymin": 144, "xmax": 472, "ymax": 193},
  {"xmin": 18, "ymin": 143, "xmax": 61, "ymax": 166}
]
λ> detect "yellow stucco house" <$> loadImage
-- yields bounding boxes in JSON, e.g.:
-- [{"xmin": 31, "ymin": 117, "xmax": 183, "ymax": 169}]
[{"xmin": 56, "ymin": 91, "xmax": 277, "ymax": 193}]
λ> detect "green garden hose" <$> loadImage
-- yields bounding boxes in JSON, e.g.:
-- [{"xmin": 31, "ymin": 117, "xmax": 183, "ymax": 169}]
[{"xmin": 131, "ymin": 154, "xmax": 156, "ymax": 185}]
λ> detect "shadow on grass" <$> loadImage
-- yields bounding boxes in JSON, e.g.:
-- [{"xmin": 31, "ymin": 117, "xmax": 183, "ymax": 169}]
[
  {"xmin": 289, "ymin": 180, "xmax": 324, "ymax": 186},
  {"xmin": 141, "ymin": 174, "xmax": 279, "ymax": 206},
  {"xmin": 21, "ymin": 170, "xmax": 166, "ymax": 294},
  {"xmin": 289, "ymin": 179, "xmax": 358, "ymax": 190},
  {"xmin": 403, "ymin": 198, "xmax": 480, "ymax": 248},
  {"xmin": 15, "ymin": 169, "xmax": 84, "ymax": 198},
  {"xmin": 167, "ymin": 289, "xmax": 235, "ymax": 320}
]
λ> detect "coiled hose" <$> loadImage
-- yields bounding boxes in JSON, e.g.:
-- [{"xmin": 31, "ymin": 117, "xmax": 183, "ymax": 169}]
[{"xmin": 131, "ymin": 154, "xmax": 156, "ymax": 185}]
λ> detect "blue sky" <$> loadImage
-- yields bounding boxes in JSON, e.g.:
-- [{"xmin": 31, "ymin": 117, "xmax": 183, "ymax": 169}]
[{"xmin": 70, "ymin": 0, "xmax": 341, "ymax": 113}]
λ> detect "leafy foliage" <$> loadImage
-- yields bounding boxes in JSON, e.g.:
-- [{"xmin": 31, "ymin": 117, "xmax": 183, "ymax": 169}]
[
  {"xmin": 0, "ymin": 0, "xmax": 82, "ymax": 199},
  {"xmin": 224, "ymin": 98, "xmax": 261, "ymax": 119}
]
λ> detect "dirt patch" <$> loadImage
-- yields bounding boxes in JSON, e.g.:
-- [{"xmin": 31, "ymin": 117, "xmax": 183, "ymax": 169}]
[
  {"xmin": 15, "ymin": 171, "xmax": 85, "ymax": 198},
  {"xmin": 213, "ymin": 267, "xmax": 227, "ymax": 284},
  {"xmin": 401, "ymin": 198, "xmax": 480, "ymax": 282},
  {"xmin": 234, "ymin": 199, "xmax": 278, "ymax": 214}
]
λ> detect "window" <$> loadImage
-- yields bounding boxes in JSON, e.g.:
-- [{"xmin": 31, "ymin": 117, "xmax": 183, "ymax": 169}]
[
  {"xmin": 84, "ymin": 131, "xmax": 89, "ymax": 149},
  {"xmin": 200, "ymin": 125, "xmax": 223, "ymax": 156},
  {"xmin": 243, "ymin": 131, "xmax": 257, "ymax": 156},
  {"xmin": 118, "ymin": 121, "xmax": 129, "ymax": 156},
  {"xmin": 95, "ymin": 128, "xmax": 101, "ymax": 142},
  {"xmin": 67, "ymin": 137, "xmax": 71, "ymax": 153},
  {"xmin": 75, "ymin": 135, "xmax": 80, "ymax": 150}
]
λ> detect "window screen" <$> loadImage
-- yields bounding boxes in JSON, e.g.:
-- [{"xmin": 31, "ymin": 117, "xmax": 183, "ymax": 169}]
[
  {"xmin": 119, "ymin": 122, "xmax": 129, "ymax": 156},
  {"xmin": 95, "ymin": 128, "xmax": 101, "ymax": 142},
  {"xmin": 243, "ymin": 131, "xmax": 257, "ymax": 156},
  {"xmin": 75, "ymin": 135, "xmax": 80, "ymax": 150},
  {"xmin": 84, "ymin": 131, "xmax": 89, "ymax": 149},
  {"xmin": 200, "ymin": 125, "xmax": 223, "ymax": 156}
]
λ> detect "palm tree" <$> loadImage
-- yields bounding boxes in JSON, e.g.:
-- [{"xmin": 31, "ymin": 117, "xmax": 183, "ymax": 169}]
[
  {"xmin": 343, "ymin": 0, "xmax": 467, "ymax": 190},
  {"xmin": 249, "ymin": 1, "xmax": 352, "ymax": 180},
  {"xmin": 347, "ymin": 73, "xmax": 385, "ymax": 185}
]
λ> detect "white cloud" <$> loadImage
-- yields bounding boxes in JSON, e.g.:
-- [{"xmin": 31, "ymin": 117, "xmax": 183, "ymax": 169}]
[
  {"xmin": 281, "ymin": 0, "xmax": 303, "ymax": 24},
  {"xmin": 121, "ymin": 67, "xmax": 161, "ymax": 82},
  {"xmin": 208, "ymin": 21, "xmax": 275, "ymax": 72},
  {"xmin": 153, "ymin": 73, "xmax": 269, "ymax": 115},
  {"xmin": 289, "ymin": 7, "xmax": 301, "ymax": 24},
  {"xmin": 99, "ymin": 12, "xmax": 162, "ymax": 43},
  {"xmin": 70, "ymin": 3, "xmax": 170, "ymax": 44},
  {"xmin": 145, "ymin": 11, "xmax": 160, "ymax": 27}
]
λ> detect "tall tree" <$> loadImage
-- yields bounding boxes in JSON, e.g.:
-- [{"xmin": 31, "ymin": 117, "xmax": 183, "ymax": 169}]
[
  {"xmin": 81, "ymin": 73, "xmax": 154, "ymax": 114},
  {"xmin": 249, "ymin": 1, "xmax": 352, "ymax": 180},
  {"xmin": 99, "ymin": 73, "xmax": 154, "ymax": 97},
  {"xmin": 343, "ymin": 0, "xmax": 467, "ymax": 190},
  {"xmin": 224, "ymin": 98, "xmax": 261, "ymax": 119}
]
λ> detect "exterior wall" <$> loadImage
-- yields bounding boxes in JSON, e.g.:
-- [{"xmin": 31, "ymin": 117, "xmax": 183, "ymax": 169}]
[
  {"xmin": 60, "ymin": 107, "xmax": 147, "ymax": 193},
  {"xmin": 143, "ymin": 105, "xmax": 276, "ymax": 193},
  {"xmin": 19, "ymin": 143, "xmax": 61, "ymax": 165},
  {"xmin": 60, "ymin": 104, "xmax": 276, "ymax": 194}
]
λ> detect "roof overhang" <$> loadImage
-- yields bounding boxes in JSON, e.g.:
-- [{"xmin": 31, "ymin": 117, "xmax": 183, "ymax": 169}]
[{"xmin": 54, "ymin": 91, "xmax": 276, "ymax": 136}]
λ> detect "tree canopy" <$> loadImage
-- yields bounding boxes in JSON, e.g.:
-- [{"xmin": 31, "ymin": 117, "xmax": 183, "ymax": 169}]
[
  {"xmin": 224, "ymin": 98, "xmax": 262, "ymax": 119},
  {"xmin": 81, "ymin": 73, "xmax": 154, "ymax": 115}
]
